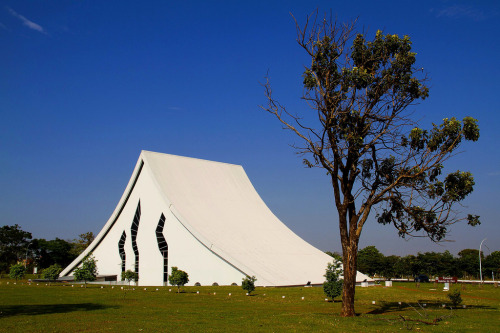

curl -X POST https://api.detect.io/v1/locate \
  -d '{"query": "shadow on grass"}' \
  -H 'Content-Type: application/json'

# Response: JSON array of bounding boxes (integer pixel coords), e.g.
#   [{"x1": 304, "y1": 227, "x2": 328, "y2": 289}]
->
[
  {"x1": 0, "y1": 303, "x2": 119, "y2": 318},
  {"x1": 367, "y1": 300, "x2": 496, "y2": 315}
]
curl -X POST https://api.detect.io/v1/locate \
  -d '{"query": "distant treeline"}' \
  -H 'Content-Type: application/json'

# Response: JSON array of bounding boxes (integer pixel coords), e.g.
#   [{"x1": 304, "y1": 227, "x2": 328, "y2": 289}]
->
[
  {"x1": 0, "y1": 224, "x2": 94, "y2": 274},
  {"x1": 326, "y1": 246, "x2": 499, "y2": 280}
]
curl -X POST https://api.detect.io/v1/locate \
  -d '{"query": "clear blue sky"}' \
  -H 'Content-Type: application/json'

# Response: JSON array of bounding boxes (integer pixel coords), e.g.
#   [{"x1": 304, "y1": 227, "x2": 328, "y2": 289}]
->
[{"x1": 2, "y1": 0, "x2": 499, "y2": 256}]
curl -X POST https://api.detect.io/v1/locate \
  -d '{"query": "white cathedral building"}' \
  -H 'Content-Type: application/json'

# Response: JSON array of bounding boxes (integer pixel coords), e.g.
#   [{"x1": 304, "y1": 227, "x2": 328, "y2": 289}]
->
[{"x1": 61, "y1": 151, "x2": 370, "y2": 286}]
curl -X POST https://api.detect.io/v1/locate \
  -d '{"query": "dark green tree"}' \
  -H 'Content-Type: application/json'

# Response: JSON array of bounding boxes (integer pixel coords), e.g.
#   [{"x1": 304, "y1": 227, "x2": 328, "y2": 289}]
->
[
  {"x1": 32, "y1": 238, "x2": 77, "y2": 269},
  {"x1": 382, "y1": 255, "x2": 400, "y2": 279},
  {"x1": 0, "y1": 224, "x2": 32, "y2": 273},
  {"x1": 458, "y1": 249, "x2": 481, "y2": 279},
  {"x1": 357, "y1": 246, "x2": 385, "y2": 277},
  {"x1": 438, "y1": 250, "x2": 459, "y2": 277},
  {"x1": 9, "y1": 263, "x2": 26, "y2": 282},
  {"x1": 121, "y1": 269, "x2": 138, "y2": 286},
  {"x1": 484, "y1": 251, "x2": 500, "y2": 278},
  {"x1": 262, "y1": 12, "x2": 480, "y2": 316},
  {"x1": 241, "y1": 275, "x2": 257, "y2": 295},
  {"x1": 42, "y1": 264, "x2": 62, "y2": 285},
  {"x1": 323, "y1": 261, "x2": 343, "y2": 301},
  {"x1": 416, "y1": 251, "x2": 458, "y2": 277},
  {"x1": 73, "y1": 254, "x2": 98, "y2": 288},
  {"x1": 168, "y1": 267, "x2": 189, "y2": 293}
]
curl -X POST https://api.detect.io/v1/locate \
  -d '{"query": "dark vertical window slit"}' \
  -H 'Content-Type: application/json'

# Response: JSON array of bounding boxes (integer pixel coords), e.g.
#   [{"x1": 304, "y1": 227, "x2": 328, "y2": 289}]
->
[
  {"x1": 118, "y1": 231, "x2": 127, "y2": 278},
  {"x1": 131, "y1": 201, "x2": 141, "y2": 278},
  {"x1": 156, "y1": 213, "x2": 168, "y2": 283}
]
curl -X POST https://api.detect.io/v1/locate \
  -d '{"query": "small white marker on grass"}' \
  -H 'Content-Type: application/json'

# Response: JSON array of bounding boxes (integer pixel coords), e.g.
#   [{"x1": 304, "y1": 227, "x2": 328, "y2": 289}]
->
[
  {"x1": 228, "y1": 293, "x2": 231, "y2": 296},
  {"x1": 372, "y1": 301, "x2": 376, "y2": 305},
  {"x1": 282, "y1": 296, "x2": 285, "y2": 299},
  {"x1": 301, "y1": 297, "x2": 304, "y2": 300}
]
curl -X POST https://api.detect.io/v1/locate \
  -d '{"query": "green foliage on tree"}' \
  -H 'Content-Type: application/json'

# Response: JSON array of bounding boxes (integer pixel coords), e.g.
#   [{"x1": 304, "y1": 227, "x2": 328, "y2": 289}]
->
[
  {"x1": 32, "y1": 238, "x2": 77, "y2": 269},
  {"x1": 357, "y1": 246, "x2": 385, "y2": 277},
  {"x1": 42, "y1": 264, "x2": 62, "y2": 285},
  {"x1": 458, "y1": 249, "x2": 481, "y2": 278},
  {"x1": 121, "y1": 269, "x2": 138, "y2": 285},
  {"x1": 325, "y1": 251, "x2": 342, "y2": 261},
  {"x1": 73, "y1": 255, "x2": 98, "y2": 288},
  {"x1": 241, "y1": 275, "x2": 257, "y2": 295},
  {"x1": 0, "y1": 224, "x2": 32, "y2": 273},
  {"x1": 168, "y1": 266, "x2": 189, "y2": 293},
  {"x1": 381, "y1": 255, "x2": 400, "y2": 280},
  {"x1": 9, "y1": 263, "x2": 26, "y2": 282},
  {"x1": 70, "y1": 232, "x2": 95, "y2": 257},
  {"x1": 262, "y1": 12, "x2": 480, "y2": 316},
  {"x1": 447, "y1": 288, "x2": 462, "y2": 307},
  {"x1": 323, "y1": 261, "x2": 343, "y2": 300},
  {"x1": 484, "y1": 251, "x2": 500, "y2": 278}
]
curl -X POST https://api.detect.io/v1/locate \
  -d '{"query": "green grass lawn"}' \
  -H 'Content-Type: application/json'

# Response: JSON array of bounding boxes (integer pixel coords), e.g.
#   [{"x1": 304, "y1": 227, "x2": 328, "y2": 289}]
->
[{"x1": 0, "y1": 280, "x2": 498, "y2": 332}]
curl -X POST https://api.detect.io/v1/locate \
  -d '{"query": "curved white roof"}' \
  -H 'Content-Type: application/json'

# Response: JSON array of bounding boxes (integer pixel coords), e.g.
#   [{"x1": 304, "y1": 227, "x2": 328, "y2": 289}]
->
[{"x1": 141, "y1": 151, "x2": 368, "y2": 286}]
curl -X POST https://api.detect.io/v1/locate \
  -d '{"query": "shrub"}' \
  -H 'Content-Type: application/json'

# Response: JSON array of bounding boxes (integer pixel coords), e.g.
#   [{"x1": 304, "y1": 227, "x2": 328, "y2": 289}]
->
[
  {"x1": 231, "y1": 282, "x2": 238, "y2": 286},
  {"x1": 242, "y1": 275, "x2": 257, "y2": 295},
  {"x1": 323, "y1": 261, "x2": 343, "y2": 301},
  {"x1": 73, "y1": 255, "x2": 98, "y2": 288},
  {"x1": 447, "y1": 288, "x2": 462, "y2": 307},
  {"x1": 168, "y1": 267, "x2": 189, "y2": 293},
  {"x1": 9, "y1": 264, "x2": 26, "y2": 282},
  {"x1": 194, "y1": 282, "x2": 201, "y2": 286},
  {"x1": 121, "y1": 269, "x2": 138, "y2": 285},
  {"x1": 212, "y1": 282, "x2": 219, "y2": 286},
  {"x1": 42, "y1": 264, "x2": 62, "y2": 285}
]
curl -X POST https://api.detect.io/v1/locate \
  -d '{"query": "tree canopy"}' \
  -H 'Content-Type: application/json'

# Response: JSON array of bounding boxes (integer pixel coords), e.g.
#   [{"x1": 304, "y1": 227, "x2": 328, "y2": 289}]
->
[
  {"x1": 122, "y1": 269, "x2": 138, "y2": 285},
  {"x1": 42, "y1": 264, "x2": 62, "y2": 284},
  {"x1": 242, "y1": 275, "x2": 257, "y2": 295},
  {"x1": 262, "y1": 12, "x2": 480, "y2": 317},
  {"x1": 323, "y1": 261, "x2": 343, "y2": 301},
  {"x1": 9, "y1": 263, "x2": 26, "y2": 282},
  {"x1": 73, "y1": 254, "x2": 98, "y2": 287},
  {"x1": 168, "y1": 267, "x2": 189, "y2": 293},
  {"x1": 70, "y1": 232, "x2": 95, "y2": 257},
  {"x1": 0, "y1": 224, "x2": 32, "y2": 273}
]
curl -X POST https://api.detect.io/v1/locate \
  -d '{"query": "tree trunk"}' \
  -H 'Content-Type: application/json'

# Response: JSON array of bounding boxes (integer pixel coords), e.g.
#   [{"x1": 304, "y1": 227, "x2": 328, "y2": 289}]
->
[{"x1": 341, "y1": 241, "x2": 359, "y2": 317}]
